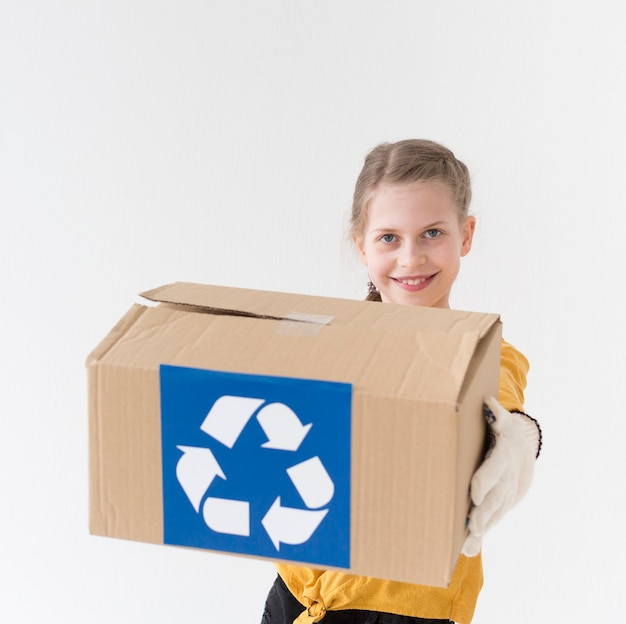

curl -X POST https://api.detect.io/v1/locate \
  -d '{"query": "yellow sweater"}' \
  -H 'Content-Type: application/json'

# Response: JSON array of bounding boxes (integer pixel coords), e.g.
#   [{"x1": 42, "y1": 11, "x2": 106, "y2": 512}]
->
[{"x1": 276, "y1": 340, "x2": 529, "y2": 624}]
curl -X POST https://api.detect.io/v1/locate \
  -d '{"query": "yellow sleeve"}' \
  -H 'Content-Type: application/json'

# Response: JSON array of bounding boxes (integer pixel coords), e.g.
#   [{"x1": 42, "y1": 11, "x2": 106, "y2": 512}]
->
[{"x1": 498, "y1": 340, "x2": 529, "y2": 412}]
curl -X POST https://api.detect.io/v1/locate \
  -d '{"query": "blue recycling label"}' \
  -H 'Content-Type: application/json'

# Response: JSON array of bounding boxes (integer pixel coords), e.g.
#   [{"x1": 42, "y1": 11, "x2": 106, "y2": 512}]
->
[{"x1": 160, "y1": 365, "x2": 352, "y2": 569}]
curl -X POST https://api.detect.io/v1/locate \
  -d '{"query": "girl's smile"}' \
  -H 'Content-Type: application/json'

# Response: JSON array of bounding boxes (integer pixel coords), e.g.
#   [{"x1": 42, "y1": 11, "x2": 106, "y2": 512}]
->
[
  {"x1": 353, "y1": 181, "x2": 475, "y2": 309},
  {"x1": 392, "y1": 274, "x2": 436, "y2": 290}
]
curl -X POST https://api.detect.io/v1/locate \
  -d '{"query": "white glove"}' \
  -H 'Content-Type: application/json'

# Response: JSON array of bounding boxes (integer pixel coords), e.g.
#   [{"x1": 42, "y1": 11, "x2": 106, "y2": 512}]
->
[{"x1": 462, "y1": 396, "x2": 540, "y2": 557}]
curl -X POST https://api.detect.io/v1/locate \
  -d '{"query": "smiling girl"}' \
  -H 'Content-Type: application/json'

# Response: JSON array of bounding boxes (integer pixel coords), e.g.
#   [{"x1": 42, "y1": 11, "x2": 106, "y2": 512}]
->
[{"x1": 260, "y1": 139, "x2": 541, "y2": 624}]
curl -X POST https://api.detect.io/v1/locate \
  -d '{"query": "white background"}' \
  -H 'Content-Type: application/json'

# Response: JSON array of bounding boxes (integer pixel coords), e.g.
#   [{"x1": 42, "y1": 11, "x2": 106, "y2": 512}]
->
[{"x1": 2, "y1": 1, "x2": 624, "y2": 622}]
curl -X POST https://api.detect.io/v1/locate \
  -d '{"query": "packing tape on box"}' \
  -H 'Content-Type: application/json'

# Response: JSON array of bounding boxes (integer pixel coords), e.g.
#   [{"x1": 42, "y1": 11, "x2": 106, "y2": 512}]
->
[{"x1": 274, "y1": 312, "x2": 334, "y2": 336}]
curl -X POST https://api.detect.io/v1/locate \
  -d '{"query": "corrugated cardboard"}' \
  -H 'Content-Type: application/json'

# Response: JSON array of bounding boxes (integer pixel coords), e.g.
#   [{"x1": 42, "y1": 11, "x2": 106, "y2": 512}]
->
[{"x1": 87, "y1": 281, "x2": 501, "y2": 587}]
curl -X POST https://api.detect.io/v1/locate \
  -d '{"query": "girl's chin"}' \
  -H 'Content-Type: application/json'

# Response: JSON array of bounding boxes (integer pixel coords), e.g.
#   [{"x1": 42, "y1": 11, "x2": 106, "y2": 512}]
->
[{"x1": 381, "y1": 287, "x2": 449, "y2": 308}]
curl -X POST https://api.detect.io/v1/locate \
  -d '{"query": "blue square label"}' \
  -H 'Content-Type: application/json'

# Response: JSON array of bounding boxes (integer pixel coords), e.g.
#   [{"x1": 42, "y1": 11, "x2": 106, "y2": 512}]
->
[{"x1": 160, "y1": 365, "x2": 352, "y2": 569}]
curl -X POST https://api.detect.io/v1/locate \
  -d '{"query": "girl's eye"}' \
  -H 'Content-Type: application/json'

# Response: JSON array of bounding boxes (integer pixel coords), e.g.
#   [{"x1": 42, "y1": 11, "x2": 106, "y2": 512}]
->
[
  {"x1": 380, "y1": 234, "x2": 397, "y2": 243},
  {"x1": 424, "y1": 229, "x2": 442, "y2": 239}
]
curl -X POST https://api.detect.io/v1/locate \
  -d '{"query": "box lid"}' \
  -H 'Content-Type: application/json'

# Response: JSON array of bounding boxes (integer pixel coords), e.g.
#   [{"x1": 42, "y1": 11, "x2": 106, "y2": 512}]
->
[
  {"x1": 136, "y1": 282, "x2": 500, "y2": 402},
  {"x1": 141, "y1": 281, "x2": 498, "y2": 333}
]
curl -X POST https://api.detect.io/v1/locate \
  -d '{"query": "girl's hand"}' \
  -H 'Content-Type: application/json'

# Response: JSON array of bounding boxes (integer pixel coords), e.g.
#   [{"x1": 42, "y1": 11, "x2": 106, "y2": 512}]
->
[{"x1": 462, "y1": 397, "x2": 541, "y2": 557}]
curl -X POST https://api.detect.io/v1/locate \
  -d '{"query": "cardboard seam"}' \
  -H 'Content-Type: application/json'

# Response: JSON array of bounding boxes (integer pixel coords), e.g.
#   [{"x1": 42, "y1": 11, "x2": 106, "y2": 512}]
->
[
  {"x1": 87, "y1": 304, "x2": 149, "y2": 538},
  {"x1": 86, "y1": 304, "x2": 148, "y2": 366},
  {"x1": 144, "y1": 297, "x2": 333, "y2": 326}
]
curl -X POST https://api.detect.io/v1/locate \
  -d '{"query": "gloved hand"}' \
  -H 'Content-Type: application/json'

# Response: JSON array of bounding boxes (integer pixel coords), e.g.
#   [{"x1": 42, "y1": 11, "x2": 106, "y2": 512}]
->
[{"x1": 462, "y1": 396, "x2": 540, "y2": 557}]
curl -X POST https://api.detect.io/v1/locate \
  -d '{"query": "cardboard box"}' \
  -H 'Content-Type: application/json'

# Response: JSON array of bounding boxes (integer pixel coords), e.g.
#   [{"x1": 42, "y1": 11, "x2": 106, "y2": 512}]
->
[{"x1": 87, "y1": 282, "x2": 501, "y2": 587}]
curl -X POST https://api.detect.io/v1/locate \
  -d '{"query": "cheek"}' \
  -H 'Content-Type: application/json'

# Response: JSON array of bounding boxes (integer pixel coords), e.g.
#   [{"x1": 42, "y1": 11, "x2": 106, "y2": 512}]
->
[
  {"x1": 435, "y1": 243, "x2": 463, "y2": 269},
  {"x1": 363, "y1": 248, "x2": 388, "y2": 271}
]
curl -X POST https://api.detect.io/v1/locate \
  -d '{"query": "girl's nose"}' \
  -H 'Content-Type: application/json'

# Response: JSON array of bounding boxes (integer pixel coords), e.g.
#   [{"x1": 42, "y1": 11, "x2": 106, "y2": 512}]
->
[{"x1": 398, "y1": 244, "x2": 426, "y2": 268}]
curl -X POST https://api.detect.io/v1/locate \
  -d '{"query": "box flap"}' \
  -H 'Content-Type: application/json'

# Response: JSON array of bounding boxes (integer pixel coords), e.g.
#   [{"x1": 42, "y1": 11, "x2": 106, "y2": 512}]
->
[
  {"x1": 141, "y1": 282, "x2": 341, "y2": 322},
  {"x1": 140, "y1": 282, "x2": 500, "y2": 339}
]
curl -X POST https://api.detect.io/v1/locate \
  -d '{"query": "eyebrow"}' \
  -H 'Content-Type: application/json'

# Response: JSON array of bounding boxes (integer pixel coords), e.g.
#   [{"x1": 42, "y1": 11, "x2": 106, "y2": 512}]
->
[{"x1": 370, "y1": 220, "x2": 450, "y2": 233}]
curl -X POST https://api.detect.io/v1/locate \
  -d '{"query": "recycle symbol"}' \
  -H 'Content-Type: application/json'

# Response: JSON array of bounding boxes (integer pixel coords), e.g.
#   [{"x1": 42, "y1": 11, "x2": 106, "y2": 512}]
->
[{"x1": 175, "y1": 395, "x2": 335, "y2": 550}]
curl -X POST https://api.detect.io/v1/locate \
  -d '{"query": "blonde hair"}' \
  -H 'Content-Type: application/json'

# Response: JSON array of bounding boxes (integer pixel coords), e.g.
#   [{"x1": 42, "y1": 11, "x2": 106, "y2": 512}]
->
[{"x1": 350, "y1": 139, "x2": 473, "y2": 301}]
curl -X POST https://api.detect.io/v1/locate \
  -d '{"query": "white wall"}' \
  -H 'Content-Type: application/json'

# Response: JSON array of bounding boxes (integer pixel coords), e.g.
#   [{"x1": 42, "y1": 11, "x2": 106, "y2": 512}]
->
[{"x1": 2, "y1": 1, "x2": 624, "y2": 621}]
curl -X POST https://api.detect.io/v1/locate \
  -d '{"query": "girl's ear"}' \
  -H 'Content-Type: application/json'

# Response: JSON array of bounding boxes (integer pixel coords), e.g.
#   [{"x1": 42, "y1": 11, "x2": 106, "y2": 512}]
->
[
  {"x1": 460, "y1": 216, "x2": 476, "y2": 257},
  {"x1": 351, "y1": 235, "x2": 368, "y2": 266}
]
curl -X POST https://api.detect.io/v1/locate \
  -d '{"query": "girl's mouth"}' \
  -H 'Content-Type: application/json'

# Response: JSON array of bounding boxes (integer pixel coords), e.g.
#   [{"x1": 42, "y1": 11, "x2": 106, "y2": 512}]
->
[{"x1": 392, "y1": 274, "x2": 435, "y2": 291}]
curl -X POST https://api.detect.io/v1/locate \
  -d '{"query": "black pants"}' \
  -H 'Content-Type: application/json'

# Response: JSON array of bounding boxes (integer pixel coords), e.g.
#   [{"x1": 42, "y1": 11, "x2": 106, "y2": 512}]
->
[{"x1": 261, "y1": 575, "x2": 453, "y2": 624}]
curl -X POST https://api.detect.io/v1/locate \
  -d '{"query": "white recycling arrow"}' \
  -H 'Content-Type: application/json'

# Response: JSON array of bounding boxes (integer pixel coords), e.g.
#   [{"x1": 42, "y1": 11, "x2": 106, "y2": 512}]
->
[
  {"x1": 257, "y1": 402, "x2": 312, "y2": 451},
  {"x1": 261, "y1": 497, "x2": 328, "y2": 550},
  {"x1": 200, "y1": 395, "x2": 265, "y2": 448},
  {"x1": 286, "y1": 456, "x2": 335, "y2": 509},
  {"x1": 203, "y1": 497, "x2": 250, "y2": 536},
  {"x1": 176, "y1": 445, "x2": 226, "y2": 513}
]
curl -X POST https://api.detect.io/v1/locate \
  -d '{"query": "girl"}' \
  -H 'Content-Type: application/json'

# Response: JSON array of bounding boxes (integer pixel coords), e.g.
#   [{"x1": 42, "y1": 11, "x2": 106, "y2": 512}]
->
[{"x1": 260, "y1": 139, "x2": 541, "y2": 624}]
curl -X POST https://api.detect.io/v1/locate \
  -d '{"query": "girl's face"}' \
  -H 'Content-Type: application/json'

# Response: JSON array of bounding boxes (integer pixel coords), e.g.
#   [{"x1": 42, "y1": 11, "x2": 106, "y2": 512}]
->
[{"x1": 353, "y1": 181, "x2": 475, "y2": 309}]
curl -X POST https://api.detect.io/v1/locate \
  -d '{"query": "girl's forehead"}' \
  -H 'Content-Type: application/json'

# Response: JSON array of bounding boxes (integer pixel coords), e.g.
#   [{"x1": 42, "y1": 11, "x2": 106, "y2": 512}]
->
[
  {"x1": 367, "y1": 181, "x2": 457, "y2": 221},
  {"x1": 372, "y1": 180, "x2": 453, "y2": 201}
]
